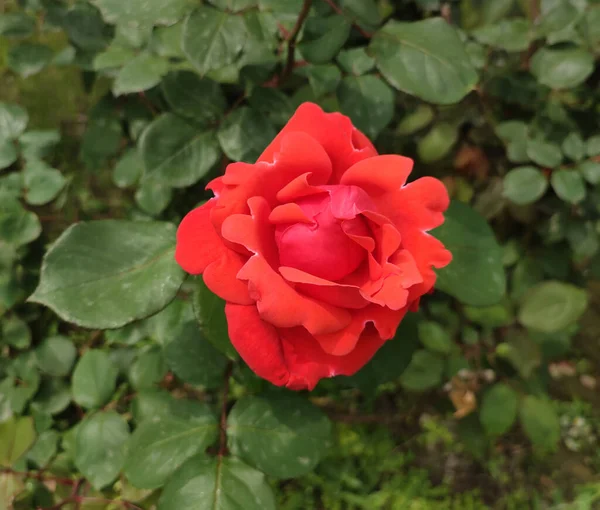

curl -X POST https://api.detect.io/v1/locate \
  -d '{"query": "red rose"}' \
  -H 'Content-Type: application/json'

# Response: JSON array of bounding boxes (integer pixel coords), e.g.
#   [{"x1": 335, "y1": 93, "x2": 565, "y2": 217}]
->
[{"x1": 175, "y1": 103, "x2": 452, "y2": 390}]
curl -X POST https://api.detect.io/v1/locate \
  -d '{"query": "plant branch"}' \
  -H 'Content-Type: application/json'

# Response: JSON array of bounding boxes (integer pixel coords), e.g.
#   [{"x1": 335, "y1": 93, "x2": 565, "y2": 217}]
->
[
  {"x1": 219, "y1": 361, "x2": 234, "y2": 456},
  {"x1": 281, "y1": 0, "x2": 313, "y2": 83}
]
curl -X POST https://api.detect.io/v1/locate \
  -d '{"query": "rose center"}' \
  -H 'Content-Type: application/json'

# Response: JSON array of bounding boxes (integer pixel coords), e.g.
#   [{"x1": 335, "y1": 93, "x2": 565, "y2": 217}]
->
[{"x1": 275, "y1": 193, "x2": 369, "y2": 281}]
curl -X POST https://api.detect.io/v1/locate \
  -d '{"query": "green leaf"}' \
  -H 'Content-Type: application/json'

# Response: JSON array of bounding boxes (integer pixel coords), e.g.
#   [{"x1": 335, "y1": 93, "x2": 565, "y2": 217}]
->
[
  {"x1": 2, "y1": 316, "x2": 30, "y2": 349},
  {"x1": 227, "y1": 394, "x2": 331, "y2": 479},
  {"x1": 8, "y1": 43, "x2": 53, "y2": 78},
  {"x1": 208, "y1": 0, "x2": 258, "y2": 12},
  {"x1": 72, "y1": 350, "x2": 119, "y2": 409},
  {"x1": 23, "y1": 161, "x2": 67, "y2": 206},
  {"x1": 192, "y1": 278, "x2": 237, "y2": 360},
  {"x1": 248, "y1": 88, "x2": 295, "y2": 127},
  {"x1": 519, "y1": 396, "x2": 560, "y2": 451},
  {"x1": 530, "y1": 47, "x2": 594, "y2": 89},
  {"x1": 158, "y1": 456, "x2": 276, "y2": 510},
  {"x1": 75, "y1": 411, "x2": 130, "y2": 490},
  {"x1": 300, "y1": 64, "x2": 341, "y2": 98},
  {"x1": 433, "y1": 201, "x2": 506, "y2": 306},
  {"x1": 27, "y1": 430, "x2": 59, "y2": 468},
  {"x1": 145, "y1": 297, "x2": 193, "y2": 347},
  {"x1": 135, "y1": 178, "x2": 173, "y2": 216},
  {"x1": 401, "y1": 350, "x2": 444, "y2": 391},
  {"x1": 64, "y1": 2, "x2": 111, "y2": 52},
  {"x1": 217, "y1": 107, "x2": 276, "y2": 163},
  {"x1": 396, "y1": 105, "x2": 434, "y2": 135},
  {"x1": 92, "y1": 0, "x2": 194, "y2": 26},
  {"x1": 526, "y1": 139, "x2": 562, "y2": 168},
  {"x1": 418, "y1": 321, "x2": 452, "y2": 354},
  {"x1": 164, "y1": 321, "x2": 228, "y2": 388},
  {"x1": 183, "y1": 6, "x2": 246, "y2": 76},
  {"x1": 124, "y1": 402, "x2": 218, "y2": 489},
  {"x1": 0, "y1": 417, "x2": 36, "y2": 467},
  {"x1": 29, "y1": 220, "x2": 185, "y2": 329},
  {"x1": 129, "y1": 348, "x2": 167, "y2": 390},
  {"x1": 0, "y1": 199, "x2": 40, "y2": 248},
  {"x1": 161, "y1": 71, "x2": 227, "y2": 125},
  {"x1": 336, "y1": 47, "x2": 375, "y2": 76},
  {"x1": 31, "y1": 378, "x2": 70, "y2": 416},
  {"x1": 113, "y1": 148, "x2": 143, "y2": 188},
  {"x1": 537, "y1": 0, "x2": 581, "y2": 38},
  {"x1": 463, "y1": 302, "x2": 513, "y2": 328},
  {"x1": 551, "y1": 169, "x2": 586, "y2": 204},
  {"x1": 112, "y1": 53, "x2": 169, "y2": 96},
  {"x1": 417, "y1": 122, "x2": 459, "y2": 163},
  {"x1": 578, "y1": 160, "x2": 600, "y2": 185},
  {"x1": 0, "y1": 103, "x2": 28, "y2": 140},
  {"x1": 3, "y1": 354, "x2": 40, "y2": 413},
  {"x1": 502, "y1": 166, "x2": 548, "y2": 205},
  {"x1": 300, "y1": 15, "x2": 351, "y2": 64},
  {"x1": 35, "y1": 336, "x2": 77, "y2": 377},
  {"x1": 0, "y1": 13, "x2": 35, "y2": 38},
  {"x1": 0, "y1": 139, "x2": 17, "y2": 171},
  {"x1": 370, "y1": 18, "x2": 478, "y2": 104},
  {"x1": 140, "y1": 114, "x2": 220, "y2": 188},
  {"x1": 562, "y1": 132, "x2": 585, "y2": 161},
  {"x1": 94, "y1": 46, "x2": 137, "y2": 70},
  {"x1": 586, "y1": 135, "x2": 600, "y2": 157},
  {"x1": 337, "y1": 75, "x2": 394, "y2": 140},
  {"x1": 472, "y1": 19, "x2": 531, "y2": 52},
  {"x1": 131, "y1": 390, "x2": 208, "y2": 423},
  {"x1": 480, "y1": 383, "x2": 518, "y2": 436},
  {"x1": 19, "y1": 130, "x2": 60, "y2": 161},
  {"x1": 151, "y1": 22, "x2": 186, "y2": 58},
  {"x1": 518, "y1": 281, "x2": 588, "y2": 333},
  {"x1": 482, "y1": 0, "x2": 515, "y2": 24}
]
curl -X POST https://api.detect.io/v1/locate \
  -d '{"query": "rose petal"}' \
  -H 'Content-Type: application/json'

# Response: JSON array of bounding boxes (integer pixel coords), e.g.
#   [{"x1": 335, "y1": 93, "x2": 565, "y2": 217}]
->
[
  {"x1": 258, "y1": 102, "x2": 377, "y2": 180},
  {"x1": 340, "y1": 155, "x2": 414, "y2": 195},
  {"x1": 269, "y1": 203, "x2": 313, "y2": 225},
  {"x1": 203, "y1": 250, "x2": 253, "y2": 305}
]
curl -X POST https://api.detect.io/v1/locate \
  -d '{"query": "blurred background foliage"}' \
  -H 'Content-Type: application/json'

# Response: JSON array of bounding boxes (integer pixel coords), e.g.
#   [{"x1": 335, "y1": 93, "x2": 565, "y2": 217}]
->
[{"x1": 0, "y1": 0, "x2": 600, "y2": 508}]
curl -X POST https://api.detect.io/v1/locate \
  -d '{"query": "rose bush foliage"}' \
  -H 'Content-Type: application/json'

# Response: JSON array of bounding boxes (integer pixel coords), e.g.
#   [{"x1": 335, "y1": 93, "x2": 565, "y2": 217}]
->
[{"x1": 176, "y1": 103, "x2": 451, "y2": 389}]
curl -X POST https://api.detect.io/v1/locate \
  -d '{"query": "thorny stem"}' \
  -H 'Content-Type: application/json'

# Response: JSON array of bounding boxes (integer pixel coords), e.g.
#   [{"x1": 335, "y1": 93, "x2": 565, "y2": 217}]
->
[
  {"x1": 281, "y1": 0, "x2": 313, "y2": 83},
  {"x1": 219, "y1": 361, "x2": 234, "y2": 456}
]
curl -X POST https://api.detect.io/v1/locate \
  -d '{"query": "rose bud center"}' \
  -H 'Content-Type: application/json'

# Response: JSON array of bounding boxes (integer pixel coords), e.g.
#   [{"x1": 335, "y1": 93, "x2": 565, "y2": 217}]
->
[{"x1": 275, "y1": 192, "x2": 370, "y2": 281}]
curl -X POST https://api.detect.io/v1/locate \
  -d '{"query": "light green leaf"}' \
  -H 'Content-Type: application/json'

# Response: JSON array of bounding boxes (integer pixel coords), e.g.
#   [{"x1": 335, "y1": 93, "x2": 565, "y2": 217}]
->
[
  {"x1": 578, "y1": 160, "x2": 600, "y2": 185},
  {"x1": 518, "y1": 281, "x2": 588, "y2": 333},
  {"x1": 29, "y1": 220, "x2": 185, "y2": 329},
  {"x1": 0, "y1": 103, "x2": 28, "y2": 140},
  {"x1": 370, "y1": 18, "x2": 478, "y2": 104},
  {"x1": 140, "y1": 114, "x2": 220, "y2": 188},
  {"x1": 417, "y1": 122, "x2": 459, "y2": 163},
  {"x1": 27, "y1": 430, "x2": 59, "y2": 468},
  {"x1": 480, "y1": 383, "x2": 518, "y2": 436},
  {"x1": 503, "y1": 166, "x2": 548, "y2": 205},
  {"x1": 113, "y1": 148, "x2": 143, "y2": 188},
  {"x1": 124, "y1": 402, "x2": 218, "y2": 489},
  {"x1": 183, "y1": 6, "x2": 246, "y2": 76},
  {"x1": 23, "y1": 160, "x2": 67, "y2": 206},
  {"x1": 336, "y1": 47, "x2": 375, "y2": 75},
  {"x1": 586, "y1": 135, "x2": 600, "y2": 157},
  {"x1": 112, "y1": 53, "x2": 170, "y2": 96},
  {"x1": 0, "y1": 199, "x2": 40, "y2": 248},
  {"x1": 0, "y1": 13, "x2": 35, "y2": 38},
  {"x1": 418, "y1": 321, "x2": 452, "y2": 354},
  {"x1": 519, "y1": 396, "x2": 560, "y2": 451},
  {"x1": 531, "y1": 47, "x2": 594, "y2": 89},
  {"x1": 338, "y1": 75, "x2": 394, "y2": 140},
  {"x1": 562, "y1": 132, "x2": 585, "y2": 161},
  {"x1": 93, "y1": 46, "x2": 136, "y2": 70},
  {"x1": 75, "y1": 411, "x2": 130, "y2": 490},
  {"x1": 551, "y1": 169, "x2": 586, "y2": 204},
  {"x1": 92, "y1": 0, "x2": 194, "y2": 26},
  {"x1": 227, "y1": 394, "x2": 331, "y2": 479},
  {"x1": 433, "y1": 201, "x2": 506, "y2": 306},
  {"x1": 0, "y1": 139, "x2": 17, "y2": 171},
  {"x1": 18, "y1": 130, "x2": 60, "y2": 160},
  {"x1": 396, "y1": 105, "x2": 434, "y2": 136},
  {"x1": 472, "y1": 19, "x2": 531, "y2": 52},
  {"x1": 35, "y1": 336, "x2": 77, "y2": 377},
  {"x1": 72, "y1": 350, "x2": 118, "y2": 409},
  {"x1": 158, "y1": 456, "x2": 276, "y2": 510},
  {"x1": 135, "y1": 178, "x2": 173, "y2": 216},
  {"x1": 2, "y1": 316, "x2": 30, "y2": 349},
  {"x1": 526, "y1": 139, "x2": 562, "y2": 168},
  {"x1": 0, "y1": 417, "x2": 35, "y2": 467},
  {"x1": 401, "y1": 350, "x2": 445, "y2": 391}
]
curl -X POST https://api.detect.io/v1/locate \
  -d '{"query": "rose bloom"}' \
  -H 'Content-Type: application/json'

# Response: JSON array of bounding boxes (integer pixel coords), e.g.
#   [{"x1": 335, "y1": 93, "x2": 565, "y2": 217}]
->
[{"x1": 175, "y1": 102, "x2": 451, "y2": 390}]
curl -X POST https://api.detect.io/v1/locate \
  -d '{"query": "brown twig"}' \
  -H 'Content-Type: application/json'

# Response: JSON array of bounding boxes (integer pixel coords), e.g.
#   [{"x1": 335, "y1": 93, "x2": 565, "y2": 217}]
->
[
  {"x1": 219, "y1": 362, "x2": 234, "y2": 456},
  {"x1": 1, "y1": 468, "x2": 78, "y2": 487},
  {"x1": 281, "y1": 0, "x2": 313, "y2": 83}
]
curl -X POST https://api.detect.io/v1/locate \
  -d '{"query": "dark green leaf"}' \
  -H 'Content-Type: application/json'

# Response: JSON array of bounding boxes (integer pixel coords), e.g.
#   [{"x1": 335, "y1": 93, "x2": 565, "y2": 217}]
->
[
  {"x1": 300, "y1": 15, "x2": 351, "y2": 64},
  {"x1": 129, "y1": 348, "x2": 167, "y2": 390},
  {"x1": 0, "y1": 139, "x2": 17, "y2": 171},
  {"x1": 112, "y1": 53, "x2": 169, "y2": 96},
  {"x1": 336, "y1": 47, "x2": 375, "y2": 75},
  {"x1": 396, "y1": 105, "x2": 434, "y2": 135},
  {"x1": 72, "y1": 350, "x2": 118, "y2": 409},
  {"x1": 164, "y1": 321, "x2": 228, "y2": 388},
  {"x1": 472, "y1": 19, "x2": 531, "y2": 52},
  {"x1": 92, "y1": 0, "x2": 194, "y2": 26},
  {"x1": 0, "y1": 199, "x2": 40, "y2": 247},
  {"x1": 8, "y1": 43, "x2": 53, "y2": 77},
  {"x1": 27, "y1": 430, "x2": 59, "y2": 468},
  {"x1": 135, "y1": 178, "x2": 173, "y2": 216},
  {"x1": 0, "y1": 13, "x2": 35, "y2": 38},
  {"x1": 113, "y1": 148, "x2": 143, "y2": 188},
  {"x1": 158, "y1": 456, "x2": 276, "y2": 510},
  {"x1": 586, "y1": 135, "x2": 600, "y2": 157},
  {"x1": 418, "y1": 321, "x2": 452, "y2": 354},
  {"x1": 31, "y1": 378, "x2": 71, "y2": 416},
  {"x1": 18, "y1": 130, "x2": 60, "y2": 160},
  {"x1": 227, "y1": 394, "x2": 331, "y2": 478},
  {"x1": 433, "y1": 201, "x2": 506, "y2": 306},
  {"x1": 2, "y1": 316, "x2": 30, "y2": 349},
  {"x1": 217, "y1": 107, "x2": 276, "y2": 163},
  {"x1": 526, "y1": 139, "x2": 562, "y2": 168},
  {"x1": 338, "y1": 75, "x2": 394, "y2": 139},
  {"x1": 519, "y1": 396, "x2": 560, "y2": 451},
  {"x1": 23, "y1": 161, "x2": 67, "y2": 206},
  {"x1": 140, "y1": 114, "x2": 220, "y2": 188},
  {"x1": 29, "y1": 220, "x2": 185, "y2": 329},
  {"x1": 417, "y1": 122, "x2": 459, "y2": 163},
  {"x1": 0, "y1": 103, "x2": 28, "y2": 140},
  {"x1": 401, "y1": 350, "x2": 444, "y2": 391},
  {"x1": 578, "y1": 160, "x2": 600, "y2": 185},
  {"x1": 562, "y1": 132, "x2": 585, "y2": 161},
  {"x1": 370, "y1": 18, "x2": 478, "y2": 104},
  {"x1": 94, "y1": 46, "x2": 136, "y2": 70}
]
